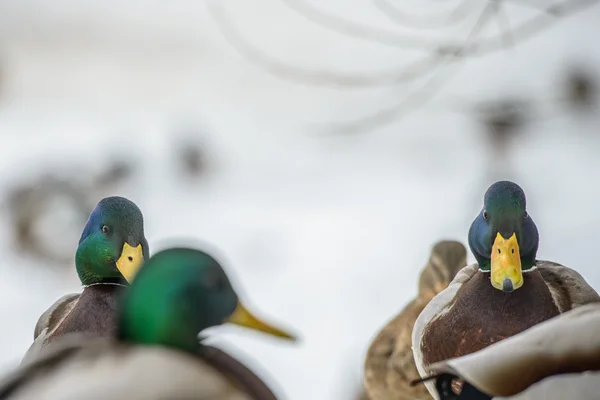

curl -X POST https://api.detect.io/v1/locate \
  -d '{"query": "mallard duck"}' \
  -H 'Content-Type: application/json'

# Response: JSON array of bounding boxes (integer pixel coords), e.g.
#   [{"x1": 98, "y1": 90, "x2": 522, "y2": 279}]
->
[
  {"x1": 0, "y1": 247, "x2": 296, "y2": 400},
  {"x1": 363, "y1": 240, "x2": 467, "y2": 400},
  {"x1": 22, "y1": 196, "x2": 149, "y2": 363},
  {"x1": 412, "y1": 302, "x2": 600, "y2": 399},
  {"x1": 412, "y1": 181, "x2": 600, "y2": 397}
]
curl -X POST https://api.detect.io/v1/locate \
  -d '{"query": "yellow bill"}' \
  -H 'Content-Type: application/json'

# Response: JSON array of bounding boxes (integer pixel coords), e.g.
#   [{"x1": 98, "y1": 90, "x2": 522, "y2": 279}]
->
[
  {"x1": 226, "y1": 302, "x2": 297, "y2": 341},
  {"x1": 490, "y1": 232, "x2": 523, "y2": 292},
  {"x1": 116, "y1": 243, "x2": 144, "y2": 282}
]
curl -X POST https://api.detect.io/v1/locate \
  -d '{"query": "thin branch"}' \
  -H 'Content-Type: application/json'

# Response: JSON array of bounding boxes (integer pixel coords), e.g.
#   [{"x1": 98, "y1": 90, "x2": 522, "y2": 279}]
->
[
  {"x1": 468, "y1": 0, "x2": 498, "y2": 37},
  {"x1": 372, "y1": 0, "x2": 476, "y2": 30},
  {"x1": 208, "y1": 0, "x2": 598, "y2": 89},
  {"x1": 450, "y1": 0, "x2": 600, "y2": 56},
  {"x1": 493, "y1": 1, "x2": 515, "y2": 49},
  {"x1": 276, "y1": 0, "x2": 599, "y2": 55},
  {"x1": 502, "y1": 0, "x2": 566, "y2": 14},
  {"x1": 207, "y1": 1, "x2": 445, "y2": 87},
  {"x1": 312, "y1": 59, "x2": 464, "y2": 134},
  {"x1": 207, "y1": 0, "x2": 599, "y2": 132},
  {"x1": 315, "y1": 1, "x2": 498, "y2": 134},
  {"x1": 277, "y1": 0, "x2": 465, "y2": 51}
]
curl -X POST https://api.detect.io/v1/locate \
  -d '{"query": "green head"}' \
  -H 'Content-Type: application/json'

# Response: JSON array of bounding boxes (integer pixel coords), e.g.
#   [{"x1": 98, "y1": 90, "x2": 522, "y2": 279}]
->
[
  {"x1": 75, "y1": 196, "x2": 149, "y2": 286},
  {"x1": 468, "y1": 181, "x2": 539, "y2": 293},
  {"x1": 117, "y1": 248, "x2": 296, "y2": 352}
]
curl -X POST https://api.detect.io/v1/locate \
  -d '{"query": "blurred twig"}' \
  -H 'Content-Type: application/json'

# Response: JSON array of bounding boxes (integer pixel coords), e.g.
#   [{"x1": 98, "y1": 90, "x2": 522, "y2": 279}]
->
[
  {"x1": 372, "y1": 0, "x2": 475, "y2": 30},
  {"x1": 316, "y1": 59, "x2": 463, "y2": 134},
  {"x1": 275, "y1": 0, "x2": 461, "y2": 51},
  {"x1": 502, "y1": 0, "x2": 569, "y2": 13},
  {"x1": 493, "y1": 1, "x2": 515, "y2": 48},
  {"x1": 0, "y1": 55, "x2": 3, "y2": 99},
  {"x1": 208, "y1": 0, "x2": 597, "y2": 88},
  {"x1": 207, "y1": 1, "x2": 444, "y2": 88},
  {"x1": 273, "y1": 0, "x2": 597, "y2": 55},
  {"x1": 317, "y1": 0, "x2": 498, "y2": 134},
  {"x1": 209, "y1": 0, "x2": 598, "y2": 132}
]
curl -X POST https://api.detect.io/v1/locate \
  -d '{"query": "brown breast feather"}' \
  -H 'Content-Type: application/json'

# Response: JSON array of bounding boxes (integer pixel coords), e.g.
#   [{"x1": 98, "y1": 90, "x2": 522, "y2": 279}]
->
[{"x1": 421, "y1": 269, "x2": 560, "y2": 367}]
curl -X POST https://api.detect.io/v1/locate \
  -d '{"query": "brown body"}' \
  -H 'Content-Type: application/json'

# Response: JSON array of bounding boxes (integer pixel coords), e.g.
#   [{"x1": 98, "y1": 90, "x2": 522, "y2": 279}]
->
[
  {"x1": 412, "y1": 260, "x2": 600, "y2": 398},
  {"x1": 22, "y1": 284, "x2": 124, "y2": 364},
  {"x1": 421, "y1": 303, "x2": 600, "y2": 399},
  {"x1": 3, "y1": 338, "x2": 281, "y2": 400},
  {"x1": 363, "y1": 241, "x2": 467, "y2": 400},
  {"x1": 421, "y1": 269, "x2": 559, "y2": 366}
]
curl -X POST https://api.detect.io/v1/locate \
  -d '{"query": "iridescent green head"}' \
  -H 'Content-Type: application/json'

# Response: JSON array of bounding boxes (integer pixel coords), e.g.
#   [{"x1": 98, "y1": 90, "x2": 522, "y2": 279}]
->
[
  {"x1": 117, "y1": 248, "x2": 296, "y2": 352},
  {"x1": 468, "y1": 181, "x2": 539, "y2": 293},
  {"x1": 75, "y1": 196, "x2": 149, "y2": 286}
]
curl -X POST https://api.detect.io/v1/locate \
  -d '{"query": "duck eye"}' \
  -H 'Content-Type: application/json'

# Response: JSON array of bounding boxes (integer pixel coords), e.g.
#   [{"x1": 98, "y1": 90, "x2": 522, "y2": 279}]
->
[
  {"x1": 483, "y1": 210, "x2": 489, "y2": 220},
  {"x1": 524, "y1": 211, "x2": 529, "y2": 219},
  {"x1": 101, "y1": 225, "x2": 110, "y2": 234},
  {"x1": 214, "y1": 278, "x2": 226, "y2": 291},
  {"x1": 203, "y1": 269, "x2": 227, "y2": 291}
]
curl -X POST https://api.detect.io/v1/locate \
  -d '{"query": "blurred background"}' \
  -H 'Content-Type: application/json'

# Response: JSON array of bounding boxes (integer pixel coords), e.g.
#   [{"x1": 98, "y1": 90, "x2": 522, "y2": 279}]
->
[{"x1": 0, "y1": 1, "x2": 599, "y2": 399}]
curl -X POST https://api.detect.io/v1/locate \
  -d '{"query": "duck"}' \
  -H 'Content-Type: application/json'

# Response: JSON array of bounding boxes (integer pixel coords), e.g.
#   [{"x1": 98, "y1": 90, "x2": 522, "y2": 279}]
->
[
  {"x1": 411, "y1": 181, "x2": 600, "y2": 398},
  {"x1": 411, "y1": 302, "x2": 600, "y2": 399},
  {"x1": 363, "y1": 240, "x2": 467, "y2": 400},
  {"x1": 22, "y1": 196, "x2": 149, "y2": 363},
  {"x1": 0, "y1": 247, "x2": 296, "y2": 400}
]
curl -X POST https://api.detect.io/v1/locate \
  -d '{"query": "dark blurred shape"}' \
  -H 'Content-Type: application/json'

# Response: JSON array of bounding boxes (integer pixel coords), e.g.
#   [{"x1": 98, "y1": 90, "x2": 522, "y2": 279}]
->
[
  {"x1": 180, "y1": 142, "x2": 205, "y2": 177},
  {"x1": 93, "y1": 160, "x2": 135, "y2": 189},
  {"x1": 563, "y1": 64, "x2": 598, "y2": 113},
  {"x1": 475, "y1": 98, "x2": 531, "y2": 157},
  {"x1": 4, "y1": 157, "x2": 139, "y2": 267},
  {"x1": 172, "y1": 130, "x2": 208, "y2": 179},
  {"x1": 6, "y1": 175, "x2": 92, "y2": 265}
]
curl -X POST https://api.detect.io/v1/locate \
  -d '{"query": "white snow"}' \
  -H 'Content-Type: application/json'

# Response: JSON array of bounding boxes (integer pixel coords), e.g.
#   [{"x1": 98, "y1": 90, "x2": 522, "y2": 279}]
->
[{"x1": 0, "y1": 1, "x2": 599, "y2": 399}]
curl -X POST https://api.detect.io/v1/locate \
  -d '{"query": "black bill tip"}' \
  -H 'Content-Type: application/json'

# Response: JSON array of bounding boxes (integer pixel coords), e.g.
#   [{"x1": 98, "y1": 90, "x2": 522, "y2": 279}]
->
[{"x1": 502, "y1": 278, "x2": 514, "y2": 293}]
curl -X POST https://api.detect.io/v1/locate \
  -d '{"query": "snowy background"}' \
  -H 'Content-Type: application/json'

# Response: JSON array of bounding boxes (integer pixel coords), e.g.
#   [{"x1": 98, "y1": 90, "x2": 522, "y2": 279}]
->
[{"x1": 0, "y1": 1, "x2": 599, "y2": 399}]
